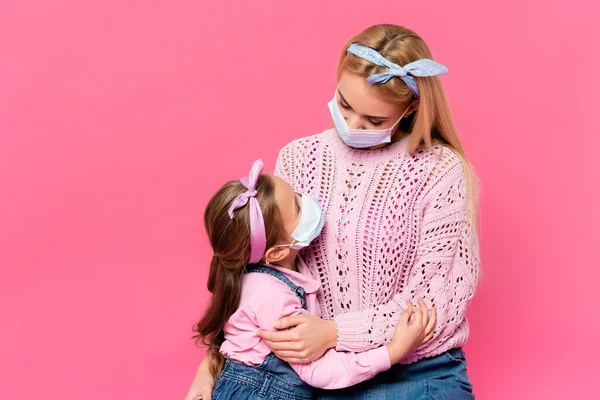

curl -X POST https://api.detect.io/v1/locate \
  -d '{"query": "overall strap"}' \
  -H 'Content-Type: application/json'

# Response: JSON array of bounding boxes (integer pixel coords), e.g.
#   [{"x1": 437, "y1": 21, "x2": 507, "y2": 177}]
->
[{"x1": 246, "y1": 265, "x2": 307, "y2": 310}]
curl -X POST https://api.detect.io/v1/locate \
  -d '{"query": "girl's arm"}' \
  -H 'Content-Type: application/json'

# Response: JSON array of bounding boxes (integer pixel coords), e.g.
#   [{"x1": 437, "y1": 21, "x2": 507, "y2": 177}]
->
[
  {"x1": 256, "y1": 286, "x2": 435, "y2": 389},
  {"x1": 290, "y1": 301, "x2": 435, "y2": 389}
]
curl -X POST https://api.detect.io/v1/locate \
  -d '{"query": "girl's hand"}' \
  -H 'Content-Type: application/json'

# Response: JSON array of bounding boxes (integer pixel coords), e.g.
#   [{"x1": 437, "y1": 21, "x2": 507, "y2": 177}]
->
[
  {"x1": 386, "y1": 298, "x2": 436, "y2": 364},
  {"x1": 258, "y1": 314, "x2": 338, "y2": 364},
  {"x1": 184, "y1": 356, "x2": 215, "y2": 400}
]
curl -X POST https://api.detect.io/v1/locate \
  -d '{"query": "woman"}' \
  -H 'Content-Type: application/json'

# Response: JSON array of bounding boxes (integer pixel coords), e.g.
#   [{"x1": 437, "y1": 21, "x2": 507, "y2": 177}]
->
[{"x1": 186, "y1": 24, "x2": 479, "y2": 399}]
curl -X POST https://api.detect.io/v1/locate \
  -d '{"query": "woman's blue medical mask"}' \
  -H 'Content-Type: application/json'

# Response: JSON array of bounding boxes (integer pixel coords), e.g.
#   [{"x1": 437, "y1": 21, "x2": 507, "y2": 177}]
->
[
  {"x1": 327, "y1": 91, "x2": 411, "y2": 149},
  {"x1": 278, "y1": 195, "x2": 325, "y2": 250}
]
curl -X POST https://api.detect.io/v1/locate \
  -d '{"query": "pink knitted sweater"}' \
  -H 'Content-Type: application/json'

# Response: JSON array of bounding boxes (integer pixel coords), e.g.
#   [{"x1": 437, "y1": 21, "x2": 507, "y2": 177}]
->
[{"x1": 274, "y1": 129, "x2": 480, "y2": 364}]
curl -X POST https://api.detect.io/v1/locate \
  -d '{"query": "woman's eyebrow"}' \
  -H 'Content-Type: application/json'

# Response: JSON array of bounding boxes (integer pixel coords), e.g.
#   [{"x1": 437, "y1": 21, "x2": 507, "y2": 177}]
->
[
  {"x1": 338, "y1": 90, "x2": 389, "y2": 120},
  {"x1": 338, "y1": 90, "x2": 351, "y2": 107}
]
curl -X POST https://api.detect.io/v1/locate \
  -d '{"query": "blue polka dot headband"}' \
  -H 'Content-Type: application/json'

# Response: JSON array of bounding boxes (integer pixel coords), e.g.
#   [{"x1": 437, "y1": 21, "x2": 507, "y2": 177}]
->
[{"x1": 347, "y1": 43, "x2": 448, "y2": 99}]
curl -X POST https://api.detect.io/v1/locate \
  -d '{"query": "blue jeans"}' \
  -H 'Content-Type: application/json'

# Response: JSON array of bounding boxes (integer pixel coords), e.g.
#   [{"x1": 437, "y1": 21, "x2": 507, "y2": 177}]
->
[
  {"x1": 213, "y1": 353, "x2": 313, "y2": 400},
  {"x1": 316, "y1": 348, "x2": 474, "y2": 400}
]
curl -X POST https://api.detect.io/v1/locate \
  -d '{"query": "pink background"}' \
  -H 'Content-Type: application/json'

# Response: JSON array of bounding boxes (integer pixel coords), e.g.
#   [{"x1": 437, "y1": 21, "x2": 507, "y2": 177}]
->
[{"x1": 1, "y1": 1, "x2": 598, "y2": 399}]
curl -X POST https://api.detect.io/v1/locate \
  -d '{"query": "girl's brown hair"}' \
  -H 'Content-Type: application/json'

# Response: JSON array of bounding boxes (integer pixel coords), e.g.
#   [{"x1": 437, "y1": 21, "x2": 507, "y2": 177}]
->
[{"x1": 192, "y1": 175, "x2": 283, "y2": 377}]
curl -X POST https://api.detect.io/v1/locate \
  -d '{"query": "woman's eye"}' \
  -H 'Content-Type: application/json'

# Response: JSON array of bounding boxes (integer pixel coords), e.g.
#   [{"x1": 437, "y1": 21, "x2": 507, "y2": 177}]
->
[
  {"x1": 338, "y1": 101, "x2": 351, "y2": 110},
  {"x1": 370, "y1": 120, "x2": 383, "y2": 127}
]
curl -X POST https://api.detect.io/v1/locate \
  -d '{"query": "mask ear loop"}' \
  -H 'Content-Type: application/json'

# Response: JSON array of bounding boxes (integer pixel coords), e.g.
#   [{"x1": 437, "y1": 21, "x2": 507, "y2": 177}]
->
[
  {"x1": 274, "y1": 239, "x2": 298, "y2": 249},
  {"x1": 390, "y1": 101, "x2": 414, "y2": 129}
]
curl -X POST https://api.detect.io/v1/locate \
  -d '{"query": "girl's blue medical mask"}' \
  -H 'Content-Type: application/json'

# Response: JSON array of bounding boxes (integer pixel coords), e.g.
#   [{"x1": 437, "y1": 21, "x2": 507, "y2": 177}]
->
[
  {"x1": 278, "y1": 195, "x2": 325, "y2": 250},
  {"x1": 327, "y1": 91, "x2": 411, "y2": 149}
]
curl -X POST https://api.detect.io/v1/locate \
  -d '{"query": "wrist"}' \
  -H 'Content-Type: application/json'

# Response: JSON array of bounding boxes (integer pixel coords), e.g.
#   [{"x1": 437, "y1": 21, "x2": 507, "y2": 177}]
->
[
  {"x1": 327, "y1": 320, "x2": 338, "y2": 349},
  {"x1": 386, "y1": 341, "x2": 410, "y2": 365},
  {"x1": 200, "y1": 351, "x2": 215, "y2": 371},
  {"x1": 198, "y1": 360, "x2": 210, "y2": 374}
]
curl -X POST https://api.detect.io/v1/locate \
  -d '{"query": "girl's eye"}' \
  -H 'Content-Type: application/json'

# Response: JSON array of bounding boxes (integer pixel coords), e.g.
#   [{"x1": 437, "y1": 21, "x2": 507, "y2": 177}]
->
[{"x1": 369, "y1": 120, "x2": 383, "y2": 127}]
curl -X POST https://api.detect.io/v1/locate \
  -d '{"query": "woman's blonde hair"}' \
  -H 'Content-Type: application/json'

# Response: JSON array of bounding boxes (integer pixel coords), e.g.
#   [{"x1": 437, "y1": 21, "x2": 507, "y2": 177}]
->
[{"x1": 336, "y1": 24, "x2": 480, "y2": 238}]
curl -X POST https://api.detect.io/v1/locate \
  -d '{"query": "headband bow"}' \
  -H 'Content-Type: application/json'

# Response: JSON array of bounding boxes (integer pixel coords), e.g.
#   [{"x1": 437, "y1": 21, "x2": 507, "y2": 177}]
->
[
  {"x1": 227, "y1": 159, "x2": 267, "y2": 264},
  {"x1": 347, "y1": 43, "x2": 448, "y2": 99}
]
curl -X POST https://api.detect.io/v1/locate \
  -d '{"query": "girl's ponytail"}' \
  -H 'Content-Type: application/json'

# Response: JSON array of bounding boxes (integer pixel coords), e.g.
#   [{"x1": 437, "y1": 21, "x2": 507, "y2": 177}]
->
[
  {"x1": 192, "y1": 175, "x2": 283, "y2": 378},
  {"x1": 193, "y1": 255, "x2": 244, "y2": 377}
]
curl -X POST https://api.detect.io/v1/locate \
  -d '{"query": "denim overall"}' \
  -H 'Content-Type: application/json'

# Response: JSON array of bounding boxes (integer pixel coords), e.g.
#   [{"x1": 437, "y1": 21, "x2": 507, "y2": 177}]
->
[{"x1": 212, "y1": 265, "x2": 313, "y2": 400}]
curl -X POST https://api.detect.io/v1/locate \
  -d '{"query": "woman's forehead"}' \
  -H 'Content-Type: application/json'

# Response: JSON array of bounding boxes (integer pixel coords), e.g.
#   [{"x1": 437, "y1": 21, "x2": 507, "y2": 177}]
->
[{"x1": 338, "y1": 71, "x2": 398, "y2": 117}]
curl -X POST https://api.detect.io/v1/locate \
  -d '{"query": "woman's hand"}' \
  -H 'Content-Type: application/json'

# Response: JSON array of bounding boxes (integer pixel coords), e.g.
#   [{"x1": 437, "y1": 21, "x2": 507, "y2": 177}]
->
[
  {"x1": 386, "y1": 298, "x2": 437, "y2": 364},
  {"x1": 183, "y1": 356, "x2": 215, "y2": 400},
  {"x1": 258, "y1": 314, "x2": 338, "y2": 364}
]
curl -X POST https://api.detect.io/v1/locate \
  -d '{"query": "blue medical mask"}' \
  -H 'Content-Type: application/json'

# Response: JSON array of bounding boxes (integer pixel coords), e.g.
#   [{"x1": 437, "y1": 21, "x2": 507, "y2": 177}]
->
[
  {"x1": 327, "y1": 92, "x2": 411, "y2": 149},
  {"x1": 279, "y1": 195, "x2": 325, "y2": 250}
]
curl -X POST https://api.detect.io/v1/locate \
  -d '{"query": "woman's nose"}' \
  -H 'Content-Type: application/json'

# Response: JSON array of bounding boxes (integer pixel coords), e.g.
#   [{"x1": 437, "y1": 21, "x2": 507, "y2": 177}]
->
[{"x1": 346, "y1": 115, "x2": 364, "y2": 130}]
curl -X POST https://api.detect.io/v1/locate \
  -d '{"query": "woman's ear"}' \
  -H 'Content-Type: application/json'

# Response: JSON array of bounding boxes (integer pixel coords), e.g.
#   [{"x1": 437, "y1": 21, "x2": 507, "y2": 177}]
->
[
  {"x1": 406, "y1": 100, "x2": 419, "y2": 116},
  {"x1": 264, "y1": 245, "x2": 291, "y2": 264}
]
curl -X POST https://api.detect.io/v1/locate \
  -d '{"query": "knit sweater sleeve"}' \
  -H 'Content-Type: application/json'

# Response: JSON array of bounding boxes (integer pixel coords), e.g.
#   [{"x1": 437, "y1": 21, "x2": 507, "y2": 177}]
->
[{"x1": 334, "y1": 150, "x2": 480, "y2": 361}]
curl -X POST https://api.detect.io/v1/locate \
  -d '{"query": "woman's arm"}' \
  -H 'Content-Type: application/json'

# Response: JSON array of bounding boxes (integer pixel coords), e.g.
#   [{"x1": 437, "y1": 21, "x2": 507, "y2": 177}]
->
[
  {"x1": 290, "y1": 301, "x2": 435, "y2": 389},
  {"x1": 265, "y1": 151, "x2": 479, "y2": 361},
  {"x1": 260, "y1": 313, "x2": 338, "y2": 364},
  {"x1": 333, "y1": 153, "x2": 479, "y2": 355},
  {"x1": 183, "y1": 353, "x2": 216, "y2": 400},
  {"x1": 256, "y1": 288, "x2": 434, "y2": 388}
]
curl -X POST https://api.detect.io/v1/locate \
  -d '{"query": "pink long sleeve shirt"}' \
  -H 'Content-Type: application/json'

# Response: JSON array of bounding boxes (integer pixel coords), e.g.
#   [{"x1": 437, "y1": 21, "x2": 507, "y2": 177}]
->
[{"x1": 219, "y1": 258, "x2": 391, "y2": 389}]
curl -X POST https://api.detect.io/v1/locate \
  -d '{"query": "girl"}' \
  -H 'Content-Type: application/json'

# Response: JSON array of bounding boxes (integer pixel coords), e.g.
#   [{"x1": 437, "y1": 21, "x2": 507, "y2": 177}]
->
[
  {"x1": 187, "y1": 24, "x2": 480, "y2": 399},
  {"x1": 193, "y1": 159, "x2": 436, "y2": 399}
]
